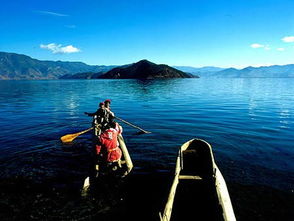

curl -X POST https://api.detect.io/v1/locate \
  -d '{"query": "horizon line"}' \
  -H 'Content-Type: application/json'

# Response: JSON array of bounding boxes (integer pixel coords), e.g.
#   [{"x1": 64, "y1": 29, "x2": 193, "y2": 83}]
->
[{"x1": 1, "y1": 51, "x2": 293, "y2": 70}]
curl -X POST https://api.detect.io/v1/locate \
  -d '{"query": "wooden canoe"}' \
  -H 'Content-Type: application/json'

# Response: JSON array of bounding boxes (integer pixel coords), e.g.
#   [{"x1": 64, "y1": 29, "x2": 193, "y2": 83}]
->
[
  {"x1": 160, "y1": 139, "x2": 236, "y2": 221},
  {"x1": 82, "y1": 124, "x2": 133, "y2": 195}
]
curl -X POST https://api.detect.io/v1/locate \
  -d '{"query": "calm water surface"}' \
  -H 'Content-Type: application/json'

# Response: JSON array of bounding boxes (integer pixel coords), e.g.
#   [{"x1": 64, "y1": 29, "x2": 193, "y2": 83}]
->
[{"x1": 0, "y1": 78, "x2": 293, "y2": 220}]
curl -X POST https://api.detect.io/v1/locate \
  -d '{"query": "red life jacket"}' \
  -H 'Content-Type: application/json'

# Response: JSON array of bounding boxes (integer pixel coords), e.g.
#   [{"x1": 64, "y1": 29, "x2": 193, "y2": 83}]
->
[{"x1": 95, "y1": 123, "x2": 122, "y2": 162}]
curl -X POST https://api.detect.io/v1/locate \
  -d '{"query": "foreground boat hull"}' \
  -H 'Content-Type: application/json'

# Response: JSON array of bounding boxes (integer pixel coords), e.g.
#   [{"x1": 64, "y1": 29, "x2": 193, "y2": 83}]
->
[{"x1": 160, "y1": 139, "x2": 236, "y2": 221}]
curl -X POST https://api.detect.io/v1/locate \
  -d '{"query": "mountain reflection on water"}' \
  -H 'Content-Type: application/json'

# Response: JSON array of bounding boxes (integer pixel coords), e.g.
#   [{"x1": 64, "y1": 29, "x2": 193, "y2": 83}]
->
[{"x1": 0, "y1": 78, "x2": 293, "y2": 220}]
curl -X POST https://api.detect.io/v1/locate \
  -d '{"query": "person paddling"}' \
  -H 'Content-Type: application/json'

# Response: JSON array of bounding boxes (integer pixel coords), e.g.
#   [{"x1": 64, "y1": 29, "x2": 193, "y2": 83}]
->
[
  {"x1": 104, "y1": 99, "x2": 115, "y2": 124},
  {"x1": 85, "y1": 102, "x2": 107, "y2": 134}
]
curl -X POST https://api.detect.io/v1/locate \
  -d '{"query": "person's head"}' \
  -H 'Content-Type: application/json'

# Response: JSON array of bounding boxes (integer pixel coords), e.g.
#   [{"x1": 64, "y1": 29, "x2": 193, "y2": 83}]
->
[
  {"x1": 104, "y1": 99, "x2": 111, "y2": 108},
  {"x1": 109, "y1": 121, "x2": 116, "y2": 129},
  {"x1": 99, "y1": 102, "x2": 105, "y2": 108}
]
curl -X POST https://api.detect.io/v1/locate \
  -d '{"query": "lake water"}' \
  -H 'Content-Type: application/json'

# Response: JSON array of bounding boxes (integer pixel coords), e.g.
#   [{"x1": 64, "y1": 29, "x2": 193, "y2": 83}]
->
[{"x1": 0, "y1": 78, "x2": 293, "y2": 220}]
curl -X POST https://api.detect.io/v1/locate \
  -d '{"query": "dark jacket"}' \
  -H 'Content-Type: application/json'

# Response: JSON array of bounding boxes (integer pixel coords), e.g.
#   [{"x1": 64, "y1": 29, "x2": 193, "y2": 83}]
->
[{"x1": 87, "y1": 108, "x2": 107, "y2": 125}]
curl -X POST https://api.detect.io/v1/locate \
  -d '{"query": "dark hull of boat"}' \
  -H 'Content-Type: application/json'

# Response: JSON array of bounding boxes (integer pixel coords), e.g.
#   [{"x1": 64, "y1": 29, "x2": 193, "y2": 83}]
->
[{"x1": 160, "y1": 139, "x2": 236, "y2": 221}]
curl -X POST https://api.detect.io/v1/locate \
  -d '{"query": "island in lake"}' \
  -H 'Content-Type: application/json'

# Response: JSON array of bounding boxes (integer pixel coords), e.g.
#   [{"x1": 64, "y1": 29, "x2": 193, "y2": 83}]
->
[{"x1": 98, "y1": 59, "x2": 196, "y2": 79}]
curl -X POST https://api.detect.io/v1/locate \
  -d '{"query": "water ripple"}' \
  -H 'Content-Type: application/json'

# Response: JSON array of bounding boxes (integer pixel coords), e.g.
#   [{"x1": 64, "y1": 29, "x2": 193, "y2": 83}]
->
[{"x1": 0, "y1": 79, "x2": 294, "y2": 191}]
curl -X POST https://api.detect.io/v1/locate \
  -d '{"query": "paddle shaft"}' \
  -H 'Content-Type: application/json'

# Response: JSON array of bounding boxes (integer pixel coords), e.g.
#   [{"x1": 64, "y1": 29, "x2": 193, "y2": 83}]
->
[
  {"x1": 76, "y1": 127, "x2": 93, "y2": 135},
  {"x1": 115, "y1": 116, "x2": 150, "y2": 134}
]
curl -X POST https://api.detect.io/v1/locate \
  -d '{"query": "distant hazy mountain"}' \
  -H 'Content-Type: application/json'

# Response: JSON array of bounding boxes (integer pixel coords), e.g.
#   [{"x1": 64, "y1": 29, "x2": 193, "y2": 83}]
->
[
  {"x1": 212, "y1": 68, "x2": 240, "y2": 77},
  {"x1": 210, "y1": 65, "x2": 294, "y2": 78},
  {"x1": 99, "y1": 60, "x2": 197, "y2": 79},
  {"x1": 176, "y1": 65, "x2": 294, "y2": 78},
  {"x1": 0, "y1": 52, "x2": 115, "y2": 79},
  {"x1": 174, "y1": 66, "x2": 225, "y2": 75}
]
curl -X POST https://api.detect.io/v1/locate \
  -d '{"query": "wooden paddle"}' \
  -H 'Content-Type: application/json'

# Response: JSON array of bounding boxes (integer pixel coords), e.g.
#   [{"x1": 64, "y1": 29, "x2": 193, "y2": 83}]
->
[
  {"x1": 60, "y1": 127, "x2": 93, "y2": 143},
  {"x1": 115, "y1": 116, "x2": 151, "y2": 134}
]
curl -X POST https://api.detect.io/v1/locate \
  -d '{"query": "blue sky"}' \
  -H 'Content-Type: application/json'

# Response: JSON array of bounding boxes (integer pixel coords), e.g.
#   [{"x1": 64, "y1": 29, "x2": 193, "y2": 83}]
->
[{"x1": 0, "y1": 0, "x2": 294, "y2": 68}]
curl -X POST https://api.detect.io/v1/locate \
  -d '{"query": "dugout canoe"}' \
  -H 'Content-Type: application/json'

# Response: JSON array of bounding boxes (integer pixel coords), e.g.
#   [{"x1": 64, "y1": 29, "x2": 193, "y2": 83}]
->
[
  {"x1": 160, "y1": 139, "x2": 236, "y2": 221},
  {"x1": 93, "y1": 123, "x2": 133, "y2": 175},
  {"x1": 82, "y1": 124, "x2": 133, "y2": 195}
]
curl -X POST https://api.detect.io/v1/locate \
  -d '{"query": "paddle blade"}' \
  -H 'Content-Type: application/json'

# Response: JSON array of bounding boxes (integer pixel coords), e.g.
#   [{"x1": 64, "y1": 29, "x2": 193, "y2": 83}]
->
[
  {"x1": 60, "y1": 127, "x2": 93, "y2": 143},
  {"x1": 60, "y1": 133, "x2": 79, "y2": 143},
  {"x1": 143, "y1": 131, "x2": 151, "y2": 134}
]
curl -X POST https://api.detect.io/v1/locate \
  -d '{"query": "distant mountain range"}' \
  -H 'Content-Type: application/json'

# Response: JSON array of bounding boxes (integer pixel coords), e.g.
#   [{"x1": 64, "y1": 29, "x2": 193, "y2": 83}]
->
[
  {"x1": 210, "y1": 65, "x2": 294, "y2": 78},
  {"x1": 1, "y1": 51, "x2": 294, "y2": 79},
  {"x1": 60, "y1": 72, "x2": 104, "y2": 79},
  {"x1": 0, "y1": 52, "x2": 115, "y2": 79},
  {"x1": 175, "y1": 65, "x2": 294, "y2": 78},
  {"x1": 174, "y1": 66, "x2": 225, "y2": 76}
]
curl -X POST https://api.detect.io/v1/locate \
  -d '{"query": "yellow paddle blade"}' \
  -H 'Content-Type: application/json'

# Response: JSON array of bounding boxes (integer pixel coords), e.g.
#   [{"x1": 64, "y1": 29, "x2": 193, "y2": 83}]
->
[
  {"x1": 60, "y1": 127, "x2": 93, "y2": 143},
  {"x1": 60, "y1": 133, "x2": 80, "y2": 143}
]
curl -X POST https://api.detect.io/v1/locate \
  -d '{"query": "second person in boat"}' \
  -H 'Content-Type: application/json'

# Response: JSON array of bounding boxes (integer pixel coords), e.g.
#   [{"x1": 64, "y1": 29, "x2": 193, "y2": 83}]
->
[
  {"x1": 104, "y1": 99, "x2": 115, "y2": 125},
  {"x1": 84, "y1": 99, "x2": 115, "y2": 132},
  {"x1": 95, "y1": 121, "x2": 123, "y2": 174}
]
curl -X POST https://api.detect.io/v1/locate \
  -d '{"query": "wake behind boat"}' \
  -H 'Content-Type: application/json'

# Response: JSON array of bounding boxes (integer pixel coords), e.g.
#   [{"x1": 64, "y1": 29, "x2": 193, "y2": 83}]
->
[{"x1": 160, "y1": 139, "x2": 236, "y2": 221}]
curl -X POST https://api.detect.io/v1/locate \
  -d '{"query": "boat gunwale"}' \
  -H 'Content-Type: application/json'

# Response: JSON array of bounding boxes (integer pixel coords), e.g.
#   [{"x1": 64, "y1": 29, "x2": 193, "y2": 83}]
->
[{"x1": 160, "y1": 138, "x2": 236, "y2": 221}]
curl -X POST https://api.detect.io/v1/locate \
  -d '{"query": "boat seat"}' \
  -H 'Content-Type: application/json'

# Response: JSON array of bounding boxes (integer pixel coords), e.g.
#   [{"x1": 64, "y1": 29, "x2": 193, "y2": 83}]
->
[
  {"x1": 183, "y1": 149, "x2": 197, "y2": 154},
  {"x1": 179, "y1": 175, "x2": 202, "y2": 180}
]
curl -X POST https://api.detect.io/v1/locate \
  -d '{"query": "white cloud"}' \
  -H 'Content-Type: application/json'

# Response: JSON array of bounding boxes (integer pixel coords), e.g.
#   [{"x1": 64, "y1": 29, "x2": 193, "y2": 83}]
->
[
  {"x1": 282, "y1": 36, "x2": 294, "y2": 43},
  {"x1": 40, "y1": 43, "x2": 80, "y2": 54},
  {"x1": 250, "y1": 43, "x2": 271, "y2": 50},
  {"x1": 277, "y1": 48, "x2": 285, "y2": 51},
  {"x1": 35, "y1": 10, "x2": 69, "y2": 17},
  {"x1": 250, "y1": 43, "x2": 264, "y2": 48}
]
